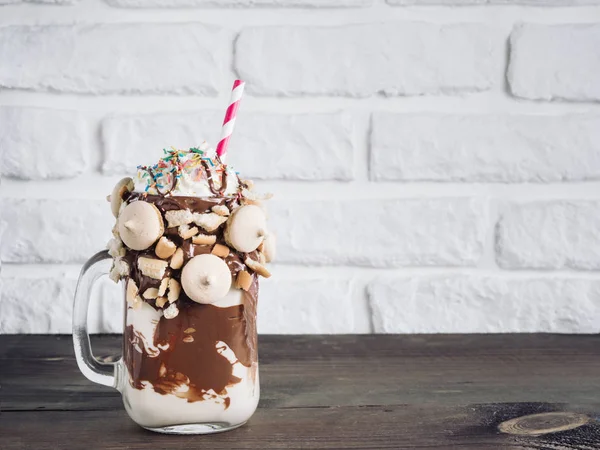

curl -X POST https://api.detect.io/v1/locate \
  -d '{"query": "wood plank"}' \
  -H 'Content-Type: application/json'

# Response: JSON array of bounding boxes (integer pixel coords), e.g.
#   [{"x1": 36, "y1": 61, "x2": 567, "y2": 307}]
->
[
  {"x1": 2, "y1": 335, "x2": 600, "y2": 412},
  {"x1": 3, "y1": 336, "x2": 600, "y2": 448},
  {"x1": 3, "y1": 403, "x2": 600, "y2": 449},
  {"x1": 0, "y1": 405, "x2": 525, "y2": 449},
  {"x1": 4, "y1": 334, "x2": 600, "y2": 360}
]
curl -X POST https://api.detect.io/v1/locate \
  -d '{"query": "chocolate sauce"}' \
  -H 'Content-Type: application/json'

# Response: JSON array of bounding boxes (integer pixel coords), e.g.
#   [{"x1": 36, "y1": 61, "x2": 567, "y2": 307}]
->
[
  {"x1": 124, "y1": 287, "x2": 258, "y2": 402},
  {"x1": 128, "y1": 192, "x2": 238, "y2": 215},
  {"x1": 122, "y1": 193, "x2": 259, "y2": 405}
]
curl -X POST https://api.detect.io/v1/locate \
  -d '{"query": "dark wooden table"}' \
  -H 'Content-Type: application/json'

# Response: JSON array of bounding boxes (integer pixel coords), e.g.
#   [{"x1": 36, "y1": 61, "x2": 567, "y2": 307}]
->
[{"x1": 2, "y1": 334, "x2": 600, "y2": 449}]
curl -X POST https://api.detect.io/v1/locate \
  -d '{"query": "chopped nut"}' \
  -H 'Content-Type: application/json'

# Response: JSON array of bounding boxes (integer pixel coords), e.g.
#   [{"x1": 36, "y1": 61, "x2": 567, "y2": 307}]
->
[
  {"x1": 163, "y1": 303, "x2": 179, "y2": 319},
  {"x1": 126, "y1": 279, "x2": 139, "y2": 306},
  {"x1": 109, "y1": 258, "x2": 129, "y2": 283},
  {"x1": 242, "y1": 188, "x2": 272, "y2": 202},
  {"x1": 158, "y1": 277, "x2": 169, "y2": 296},
  {"x1": 184, "y1": 328, "x2": 196, "y2": 334},
  {"x1": 110, "y1": 177, "x2": 134, "y2": 218},
  {"x1": 183, "y1": 336, "x2": 194, "y2": 343},
  {"x1": 192, "y1": 234, "x2": 217, "y2": 245},
  {"x1": 155, "y1": 236, "x2": 177, "y2": 259},
  {"x1": 178, "y1": 224, "x2": 199, "y2": 240},
  {"x1": 111, "y1": 223, "x2": 120, "y2": 239},
  {"x1": 243, "y1": 179, "x2": 254, "y2": 190},
  {"x1": 236, "y1": 270, "x2": 253, "y2": 291},
  {"x1": 155, "y1": 297, "x2": 167, "y2": 308},
  {"x1": 138, "y1": 257, "x2": 168, "y2": 280},
  {"x1": 242, "y1": 198, "x2": 262, "y2": 207},
  {"x1": 192, "y1": 212, "x2": 228, "y2": 232},
  {"x1": 212, "y1": 205, "x2": 230, "y2": 217},
  {"x1": 131, "y1": 296, "x2": 143, "y2": 310},
  {"x1": 257, "y1": 241, "x2": 264, "y2": 252},
  {"x1": 107, "y1": 237, "x2": 125, "y2": 258},
  {"x1": 143, "y1": 288, "x2": 159, "y2": 299},
  {"x1": 258, "y1": 252, "x2": 266, "y2": 265},
  {"x1": 159, "y1": 363, "x2": 167, "y2": 377},
  {"x1": 167, "y1": 278, "x2": 181, "y2": 304},
  {"x1": 170, "y1": 248, "x2": 184, "y2": 269},
  {"x1": 211, "y1": 243, "x2": 230, "y2": 258},
  {"x1": 262, "y1": 233, "x2": 276, "y2": 263},
  {"x1": 165, "y1": 209, "x2": 193, "y2": 228},
  {"x1": 245, "y1": 257, "x2": 272, "y2": 278}
]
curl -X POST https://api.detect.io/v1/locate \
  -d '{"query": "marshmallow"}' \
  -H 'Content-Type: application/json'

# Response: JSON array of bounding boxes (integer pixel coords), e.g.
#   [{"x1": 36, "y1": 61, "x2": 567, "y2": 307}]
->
[
  {"x1": 181, "y1": 254, "x2": 232, "y2": 305},
  {"x1": 118, "y1": 201, "x2": 164, "y2": 251},
  {"x1": 224, "y1": 205, "x2": 267, "y2": 253}
]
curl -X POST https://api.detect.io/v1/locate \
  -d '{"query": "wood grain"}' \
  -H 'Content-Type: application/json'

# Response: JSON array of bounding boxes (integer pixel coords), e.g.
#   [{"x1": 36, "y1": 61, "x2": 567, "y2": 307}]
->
[
  {"x1": 3, "y1": 334, "x2": 600, "y2": 411},
  {"x1": 2, "y1": 334, "x2": 600, "y2": 448}
]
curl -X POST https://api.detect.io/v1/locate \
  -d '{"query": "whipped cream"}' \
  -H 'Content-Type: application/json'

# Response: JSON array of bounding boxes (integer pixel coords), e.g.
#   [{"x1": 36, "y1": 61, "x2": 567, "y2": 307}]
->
[{"x1": 133, "y1": 143, "x2": 241, "y2": 197}]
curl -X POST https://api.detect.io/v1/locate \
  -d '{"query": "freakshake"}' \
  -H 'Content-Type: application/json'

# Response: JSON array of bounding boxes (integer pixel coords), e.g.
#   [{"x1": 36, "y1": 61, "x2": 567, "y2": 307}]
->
[{"x1": 106, "y1": 142, "x2": 274, "y2": 430}]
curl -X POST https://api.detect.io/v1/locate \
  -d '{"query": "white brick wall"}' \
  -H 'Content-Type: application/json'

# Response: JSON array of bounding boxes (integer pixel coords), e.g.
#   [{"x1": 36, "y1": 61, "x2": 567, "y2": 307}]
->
[{"x1": 1, "y1": 0, "x2": 600, "y2": 335}]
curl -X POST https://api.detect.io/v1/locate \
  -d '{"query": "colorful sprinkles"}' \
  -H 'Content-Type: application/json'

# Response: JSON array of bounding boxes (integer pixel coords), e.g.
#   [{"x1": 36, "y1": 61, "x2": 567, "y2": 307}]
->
[{"x1": 133, "y1": 145, "x2": 239, "y2": 197}]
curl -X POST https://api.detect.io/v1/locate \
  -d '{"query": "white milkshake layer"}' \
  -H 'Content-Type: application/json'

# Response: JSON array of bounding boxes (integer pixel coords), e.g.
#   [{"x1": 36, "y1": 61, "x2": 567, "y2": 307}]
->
[{"x1": 121, "y1": 367, "x2": 259, "y2": 429}]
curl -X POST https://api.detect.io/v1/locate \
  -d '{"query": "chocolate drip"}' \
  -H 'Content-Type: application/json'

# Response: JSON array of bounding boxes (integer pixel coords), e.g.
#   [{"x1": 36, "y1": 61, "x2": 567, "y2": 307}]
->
[
  {"x1": 128, "y1": 192, "x2": 239, "y2": 215},
  {"x1": 200, "y1": 160, "x2": 221, "y2": 196},
  {"x1": 221, "y1": 168, "x2": 230, "y2": 194}
]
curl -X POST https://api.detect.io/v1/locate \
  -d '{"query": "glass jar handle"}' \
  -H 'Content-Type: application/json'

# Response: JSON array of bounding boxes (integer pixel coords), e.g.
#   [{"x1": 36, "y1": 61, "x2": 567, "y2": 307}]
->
[{"x1": 73, "y1": 250, "x2": 120, "y2": 389}]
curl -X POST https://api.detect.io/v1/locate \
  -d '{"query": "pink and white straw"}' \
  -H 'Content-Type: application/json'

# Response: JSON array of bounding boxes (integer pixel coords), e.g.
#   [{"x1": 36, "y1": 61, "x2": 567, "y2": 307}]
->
[{"x1": 215, "y1": 80, "x2": 245, "y2": 162}]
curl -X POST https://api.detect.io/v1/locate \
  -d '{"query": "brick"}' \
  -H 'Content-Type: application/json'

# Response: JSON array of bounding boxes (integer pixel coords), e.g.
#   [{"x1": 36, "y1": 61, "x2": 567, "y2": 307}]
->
[
  {"x1": 369, "y1": 276, "x2": 600, "y2": 333},
  {"x1": 0, "y1": 277, "x2": 75, "y2": 334},
  {"x1": 494, "y1": 0, "x2": 600, "y2": 3},
  {"x1": 371, "y1": 113, "x2": 600, "y2": 182},
  {"x1": 236, "y1": 23, "x2": 498, "y2": 97},
  {"x1": 270, "y1": 198, "x2": 485, "y2": 267},
  {"x1": 0, "y1": 107, "x2": 88, "y2": 180},
  {"x1": 8, "y1": 0, "x2": 79, "y2": 3},
  {"x1": 497, "y1": 201, "x2": 600, "y2": 270},
  {"x1": 389, "y1": 0, "x2": 600, "y2": 4},
  {"x1": 106, "y1": 0, "x2": 370, "y2": 6},
  {"x1": 26, "y1": 0, "x2": 79, "y2": 3},
  {"x1": 509, "y1": 24, "x2": 600, "y2": 101},
  {"x1": 0, "y1": 24, "x2": 228, "y2": 95},
  {"x1": 258, "y1": 278, "x2": 355, "y2": 333},
  {"x1": 102, "y1": 111, "x2": 356, "y2": 180},
  {"x1": 388, "y1": 0, "x2": 484, "y2": 4},
  {"x1": 1, "y1": 199, "x2": 113, "y2": 263}
]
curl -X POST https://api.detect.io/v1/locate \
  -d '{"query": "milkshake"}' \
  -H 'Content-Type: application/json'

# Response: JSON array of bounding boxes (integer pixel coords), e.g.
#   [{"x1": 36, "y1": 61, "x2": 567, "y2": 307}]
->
[{"x1": 106, "y1": 144, "x2": 274, "y2": 432}]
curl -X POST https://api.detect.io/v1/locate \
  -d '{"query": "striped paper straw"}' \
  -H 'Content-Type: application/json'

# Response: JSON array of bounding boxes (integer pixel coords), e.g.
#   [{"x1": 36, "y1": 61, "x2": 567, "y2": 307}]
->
[{"x1": 215, "y1": 80, "x2": 245, "y2": 162}]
